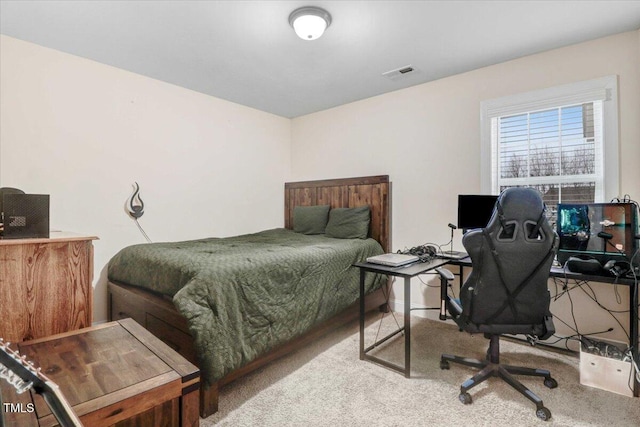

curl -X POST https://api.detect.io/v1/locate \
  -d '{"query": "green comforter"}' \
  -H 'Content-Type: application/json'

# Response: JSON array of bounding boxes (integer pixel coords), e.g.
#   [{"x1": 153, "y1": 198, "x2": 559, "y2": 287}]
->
[{"x1": 107, "y1": 228, "x2": 384, "y2": 385}]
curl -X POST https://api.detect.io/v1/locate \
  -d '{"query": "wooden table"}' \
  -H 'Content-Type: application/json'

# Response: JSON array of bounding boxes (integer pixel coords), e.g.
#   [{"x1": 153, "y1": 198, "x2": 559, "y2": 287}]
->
[
  {"x1": 0, "y1": 232, "x2": 98, "y2": 342},
  {"x1": 1, "y1": 319, "x2": 200, "y2": 426}
]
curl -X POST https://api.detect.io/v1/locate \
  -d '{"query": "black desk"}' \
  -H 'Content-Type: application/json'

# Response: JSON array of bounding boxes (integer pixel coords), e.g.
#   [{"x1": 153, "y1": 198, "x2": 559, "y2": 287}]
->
[
  {"x1": 448, "y1": 257, "x2": 639, "y2": 397},
  {"x1": 355, "y1": 258, "x2": 450, "y2": 377},
  {"x1": 356, "y1": 256, "x2": 638, "y2": 397}
]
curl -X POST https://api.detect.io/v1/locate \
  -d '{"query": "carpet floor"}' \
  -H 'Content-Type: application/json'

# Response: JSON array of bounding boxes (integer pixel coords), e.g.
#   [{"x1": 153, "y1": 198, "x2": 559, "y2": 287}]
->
[{"x1": 201, "y1": 313, "x2": 639, "y2": 426}]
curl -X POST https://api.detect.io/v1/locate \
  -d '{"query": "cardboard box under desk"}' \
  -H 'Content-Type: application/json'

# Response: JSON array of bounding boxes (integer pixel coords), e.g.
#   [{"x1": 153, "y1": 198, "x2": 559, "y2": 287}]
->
[
  {"x1": 580, "y1": 338, "x2": 634, "y2": 397},
  {"x1": 1, "y1": 318, "x2": 200, "y2": 427}
]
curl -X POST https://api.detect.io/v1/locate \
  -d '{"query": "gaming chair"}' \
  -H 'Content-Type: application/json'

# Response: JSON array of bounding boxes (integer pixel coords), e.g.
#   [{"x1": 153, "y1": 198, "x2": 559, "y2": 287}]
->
[{"x1": 439, "y1": 187, "x2": 559, "y2": 421}]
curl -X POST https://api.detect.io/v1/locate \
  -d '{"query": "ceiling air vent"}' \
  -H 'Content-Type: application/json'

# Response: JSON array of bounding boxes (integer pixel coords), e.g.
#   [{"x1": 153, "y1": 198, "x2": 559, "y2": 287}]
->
[{"x1": 382, "y1": 65, "x2": 418, "y2": 81}]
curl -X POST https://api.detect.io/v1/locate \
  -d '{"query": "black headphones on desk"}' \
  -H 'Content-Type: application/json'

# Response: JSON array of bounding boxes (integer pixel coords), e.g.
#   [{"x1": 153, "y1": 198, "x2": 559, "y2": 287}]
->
[
  {"x1": 603, "y1": 259, "x2": 631, "y2": 278},
  {"x1": 565, "y1": 255, "x2": 632, "y2": 278}
]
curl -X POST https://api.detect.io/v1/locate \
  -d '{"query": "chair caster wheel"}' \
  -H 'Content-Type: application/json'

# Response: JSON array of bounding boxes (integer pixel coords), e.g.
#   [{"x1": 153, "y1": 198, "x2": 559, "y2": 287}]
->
[
  {"x1": 536, "y1": 407, "x2": 551, "y2": 421},
  {"x1": 458, "y1": 392, "x2": 472, "y2": 405},
  {"x1": 543, "y1": 377, "x2": 558, "y2": 389},
  {"x1": 440, "y1": 360, "x2": 450, "y2": 370}
]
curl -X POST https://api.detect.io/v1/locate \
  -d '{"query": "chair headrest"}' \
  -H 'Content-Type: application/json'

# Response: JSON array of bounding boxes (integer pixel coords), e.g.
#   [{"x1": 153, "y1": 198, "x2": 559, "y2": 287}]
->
[{"x1": 495, "y1": 187, "x2": 545, "y2": 222}]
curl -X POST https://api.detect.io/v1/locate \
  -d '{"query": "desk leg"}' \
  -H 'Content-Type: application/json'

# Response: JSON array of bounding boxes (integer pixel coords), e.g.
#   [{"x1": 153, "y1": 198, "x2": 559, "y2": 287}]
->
[
  {"x1": 359, "y1": 268, "x2": 366, "y2": 361},
  {"x1": 404, "y1": 276, "x2": 411, "y2": 378}
]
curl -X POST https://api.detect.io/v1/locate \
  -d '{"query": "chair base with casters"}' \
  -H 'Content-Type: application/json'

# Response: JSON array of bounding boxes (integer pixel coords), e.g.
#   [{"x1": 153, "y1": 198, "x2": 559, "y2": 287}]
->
[{"x1": 440, "y1": 334, "x2": 558, "y2": 421}]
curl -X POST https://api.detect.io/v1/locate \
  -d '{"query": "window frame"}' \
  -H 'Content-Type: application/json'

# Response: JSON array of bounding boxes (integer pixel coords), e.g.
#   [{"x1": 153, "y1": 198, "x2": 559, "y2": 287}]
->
[{"x1": 480, "y1": 76, "x2": 619, "y2": 202}]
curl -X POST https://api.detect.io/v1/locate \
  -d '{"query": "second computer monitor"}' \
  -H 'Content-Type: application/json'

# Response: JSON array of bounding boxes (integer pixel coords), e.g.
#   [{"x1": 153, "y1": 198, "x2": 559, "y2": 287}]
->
[
  {"x1": 556, "y1": 202, "x2": 638, "y2": 265},
  {"x1": 457, "y1": 194, "x2": 499, "y2": 232}
]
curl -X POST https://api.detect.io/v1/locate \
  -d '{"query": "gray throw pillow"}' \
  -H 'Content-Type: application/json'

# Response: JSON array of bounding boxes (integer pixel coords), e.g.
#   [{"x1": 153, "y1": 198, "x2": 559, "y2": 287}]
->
[
  {"x1": 325, "y1": 206, "x2": 370, "y2": 239},
  {"x1": 293, "y1": 205, "x2": 330, "y2": 234}
]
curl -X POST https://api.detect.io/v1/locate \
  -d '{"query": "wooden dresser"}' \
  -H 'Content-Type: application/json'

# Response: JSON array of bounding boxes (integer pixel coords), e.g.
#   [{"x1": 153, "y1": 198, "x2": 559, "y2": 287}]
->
[{"x1": 0, "y1": 232, "x2": 97, "y2": 342}]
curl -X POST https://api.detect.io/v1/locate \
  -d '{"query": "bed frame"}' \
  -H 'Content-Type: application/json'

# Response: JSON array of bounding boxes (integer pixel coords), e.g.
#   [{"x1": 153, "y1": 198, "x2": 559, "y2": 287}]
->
[{"x1": 108, "y1": 175, "x2": 391, "y2": 417}]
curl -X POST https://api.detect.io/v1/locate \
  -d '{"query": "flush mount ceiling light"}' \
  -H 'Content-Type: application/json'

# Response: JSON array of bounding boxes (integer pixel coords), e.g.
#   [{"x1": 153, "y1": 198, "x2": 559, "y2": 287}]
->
[{"x1": 288, "y1": 6, "x2": 332, "y2": 40}]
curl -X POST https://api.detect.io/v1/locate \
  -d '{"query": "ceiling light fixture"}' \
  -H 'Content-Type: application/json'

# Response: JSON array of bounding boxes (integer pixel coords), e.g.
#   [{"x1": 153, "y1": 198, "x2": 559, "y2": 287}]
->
[{"x1": 288, "y1": 6, "x2": 332, "y2": 40}]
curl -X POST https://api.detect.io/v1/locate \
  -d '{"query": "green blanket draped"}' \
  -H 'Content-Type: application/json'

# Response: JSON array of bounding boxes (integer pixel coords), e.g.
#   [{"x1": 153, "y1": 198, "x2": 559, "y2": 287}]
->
[{"x1": 108, "y1": 228, "x2": 384, "y2": 385}]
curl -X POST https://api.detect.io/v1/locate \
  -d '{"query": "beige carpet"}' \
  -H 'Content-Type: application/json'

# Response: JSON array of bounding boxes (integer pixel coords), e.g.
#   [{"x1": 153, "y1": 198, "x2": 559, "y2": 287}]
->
[{"x1": 201, "y1": 314, "x2": 639, "y2": 426}]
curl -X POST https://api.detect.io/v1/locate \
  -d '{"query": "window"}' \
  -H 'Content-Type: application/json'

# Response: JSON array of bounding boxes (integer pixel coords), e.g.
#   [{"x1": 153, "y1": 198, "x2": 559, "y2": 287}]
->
[
  {"x1": 481, "y1": 76, "x2": 619, "y2": 221},
  {"x1": 496, "y1": 103, "x2": 601, "y2": 204}
]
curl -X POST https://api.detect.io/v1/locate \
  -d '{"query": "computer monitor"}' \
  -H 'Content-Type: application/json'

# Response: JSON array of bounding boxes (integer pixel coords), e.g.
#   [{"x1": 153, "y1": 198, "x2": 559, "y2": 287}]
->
[
  {"x1": 557, "y1": 202, "x2": 638, "y2": 265},
  {"x1": 457, "y1": 194, "x2": 499, "y2": 232}
]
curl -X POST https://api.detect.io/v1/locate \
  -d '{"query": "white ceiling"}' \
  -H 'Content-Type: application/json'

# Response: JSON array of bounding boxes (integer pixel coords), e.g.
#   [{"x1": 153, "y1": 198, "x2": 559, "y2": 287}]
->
[{"x1": 1, "y1": 1, "x2": 640, "y2": 118}]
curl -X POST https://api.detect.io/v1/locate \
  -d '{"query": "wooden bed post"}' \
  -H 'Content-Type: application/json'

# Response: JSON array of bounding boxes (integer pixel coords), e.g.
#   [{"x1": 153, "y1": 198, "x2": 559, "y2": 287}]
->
[{"x1": 200, "y1": 382, "x2": 219, "y2": 418}]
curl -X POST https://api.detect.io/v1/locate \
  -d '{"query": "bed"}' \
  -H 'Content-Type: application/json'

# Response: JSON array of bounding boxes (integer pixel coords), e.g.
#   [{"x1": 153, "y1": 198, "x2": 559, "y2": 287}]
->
[{"x1": 107, "y1": 175, "x2": 391, "y2": 417}]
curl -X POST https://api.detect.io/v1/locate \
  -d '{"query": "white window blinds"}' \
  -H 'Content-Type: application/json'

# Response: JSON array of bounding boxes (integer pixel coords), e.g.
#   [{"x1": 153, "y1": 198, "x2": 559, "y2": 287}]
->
[
  {"x1": 493, "y1": 101, "x2": 603, "y2": 207},
  {"x1": 481, "y1": 76, "x2": 619, "y2": 214}
]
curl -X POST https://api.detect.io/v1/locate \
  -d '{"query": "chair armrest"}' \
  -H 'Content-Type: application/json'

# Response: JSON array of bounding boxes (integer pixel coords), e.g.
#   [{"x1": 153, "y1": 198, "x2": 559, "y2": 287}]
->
[
  {"x1": 435, "y1": 267, "x2": 455, "y2": 282},
  {"x1": 436, "y1": 267, "x2": 455, "y2": 320},
  {"x1": 539, "y1": 315, "x2": 555, "y2": 340},
  {"x1": 447, "y1": 298, "x2": 463, "y2": 317},
  {"x1": 451, "y1": 286, "x2": 473, "y2": 328},
  {"x1": 538, "y1": 291, "x2": 555, "y2": 340}
]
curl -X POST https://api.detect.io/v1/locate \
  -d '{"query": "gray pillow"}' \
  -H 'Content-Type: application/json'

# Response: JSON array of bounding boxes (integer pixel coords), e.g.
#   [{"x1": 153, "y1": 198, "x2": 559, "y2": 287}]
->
[
  {"x1": 293, "y1": 205, "x2": 330, "y2": 234},
  {"x1": 325, "y1": 206, "x2": 370, "y2": 239}
]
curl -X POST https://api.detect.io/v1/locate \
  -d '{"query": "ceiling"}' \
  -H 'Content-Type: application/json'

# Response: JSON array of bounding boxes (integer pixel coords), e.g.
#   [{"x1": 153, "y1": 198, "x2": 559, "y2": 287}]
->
[{"x1": 1, "y1": 1, "x2": 640, "y2": 118}]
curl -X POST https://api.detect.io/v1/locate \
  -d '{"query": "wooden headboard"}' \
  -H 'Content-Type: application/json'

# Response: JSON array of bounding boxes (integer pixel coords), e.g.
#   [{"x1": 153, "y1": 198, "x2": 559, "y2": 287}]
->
[{"x1": 284, "y1": 175, "x2": 391, "y2": 252}]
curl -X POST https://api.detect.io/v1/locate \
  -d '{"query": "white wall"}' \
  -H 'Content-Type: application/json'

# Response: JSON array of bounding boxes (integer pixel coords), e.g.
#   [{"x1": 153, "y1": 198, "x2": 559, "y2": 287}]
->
[
  {"x1": 0, "y1": 35, "x2": 292, "y2": 323},
  {"x1": 291, "y1": 30, "x2": 640, "y2": 348},
  {"x1": 2, "y1": 30, "x2": 639, "y2": 346}
]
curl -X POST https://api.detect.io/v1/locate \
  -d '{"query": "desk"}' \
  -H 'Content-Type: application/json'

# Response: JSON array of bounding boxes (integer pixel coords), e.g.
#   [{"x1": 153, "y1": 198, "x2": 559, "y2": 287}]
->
[
  {"x1": 356, "y1": 256, "x2": 638, "y2": 396},
  {"x1": 448, "y1": 257, "x2": 639, "y2": 397},
  {"x1": 355, "y1": 258, "x2": 449, "y2": 377}
]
